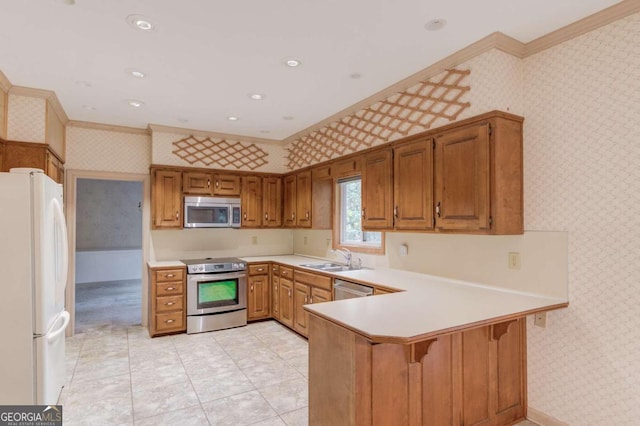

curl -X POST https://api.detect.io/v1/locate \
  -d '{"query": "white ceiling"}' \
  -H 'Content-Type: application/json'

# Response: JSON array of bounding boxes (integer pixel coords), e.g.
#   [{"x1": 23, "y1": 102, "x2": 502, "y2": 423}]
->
[{"x1": 0, "y1": 0, "x2": 622, "y2": 141}]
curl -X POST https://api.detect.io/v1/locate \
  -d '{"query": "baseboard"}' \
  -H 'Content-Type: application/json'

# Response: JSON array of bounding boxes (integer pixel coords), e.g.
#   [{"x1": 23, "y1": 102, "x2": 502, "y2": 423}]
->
[{"x1": 528, "y1": 406, "x2": 570, "y2": 426}]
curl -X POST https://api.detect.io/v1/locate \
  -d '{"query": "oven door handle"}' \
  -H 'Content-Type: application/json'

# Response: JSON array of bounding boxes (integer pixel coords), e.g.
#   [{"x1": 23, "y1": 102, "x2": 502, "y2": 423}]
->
[{"x1": 187, "y1": 271, "x2": 246, "y2": 283}]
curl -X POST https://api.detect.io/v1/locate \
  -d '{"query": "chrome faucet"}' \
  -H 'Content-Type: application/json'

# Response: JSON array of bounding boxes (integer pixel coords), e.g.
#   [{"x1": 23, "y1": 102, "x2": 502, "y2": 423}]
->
[{"x1": 334, "y1": 248, "x2": 352, "y2": 268}]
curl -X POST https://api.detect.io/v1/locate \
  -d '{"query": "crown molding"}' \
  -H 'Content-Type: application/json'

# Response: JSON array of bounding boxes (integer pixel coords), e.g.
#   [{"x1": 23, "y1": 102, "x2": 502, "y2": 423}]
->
[
  {"x1": 524, "y1": 0, "x2": 640, "y2": 56},
  {"x1": 0, "y1": 70, "x2": 11, "y2": 93},
  {"x1": 147, "y1": 123, "x2": 283, "y2": 146},
  {"x1": 282, "y1": 32, "x2": 526, "y2": 145},
  {"x1": 68, "y1": 120, "x2": 150, "y2": 136}
]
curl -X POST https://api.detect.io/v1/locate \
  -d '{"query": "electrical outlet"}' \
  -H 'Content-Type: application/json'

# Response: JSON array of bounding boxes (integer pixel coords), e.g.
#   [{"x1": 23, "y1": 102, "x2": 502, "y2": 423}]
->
[
  {"x1": 534, "y1": 312, "x2": 547, "y2": 328},
  {"x1": 399, "y1": 243, "x2": 408, "y2": 256},
  {"x1": 303, "y1": 236, "x2": 308, "y2": 245},
  {"x1": 508, "y1": 252, "x2": 521, "y2": 270},
  {"x1": 251, "y1": 236, "x2": 258, "y2": 245}
]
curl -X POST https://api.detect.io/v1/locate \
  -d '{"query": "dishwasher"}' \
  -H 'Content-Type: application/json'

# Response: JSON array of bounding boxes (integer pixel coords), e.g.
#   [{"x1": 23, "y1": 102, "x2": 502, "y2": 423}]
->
[{"x1": 334, "y1": 279, "x2": 374, "y2": 300}]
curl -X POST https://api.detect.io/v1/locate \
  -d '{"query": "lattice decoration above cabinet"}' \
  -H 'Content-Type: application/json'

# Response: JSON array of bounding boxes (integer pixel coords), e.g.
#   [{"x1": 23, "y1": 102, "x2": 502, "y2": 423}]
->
[
  {"x1": 172, "y1": 136, "x2": 269, "y2": 170},
  {"x1": 286, "y1": 68, "x2": 471, "y2": 170}
]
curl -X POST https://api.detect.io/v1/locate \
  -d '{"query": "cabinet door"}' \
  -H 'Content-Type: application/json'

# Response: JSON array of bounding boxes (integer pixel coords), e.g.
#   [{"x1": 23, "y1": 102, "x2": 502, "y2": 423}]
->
[
  {"x1": 183, "y1": 171, "x2": 214, "y2": 195},
  {"x1": 241, "y1": 176, "x2": 262, "y2": 227},
  {"x1": 393, "y1": 139, "x2": 433, "y2": 230},
  {"x1": 283, "y1": 175, "x2": 297, "y2": 228},
  {"x1": 153, "y1": 170, "x2": 182, "y2": 229},
  {"x1": 213, "y1": 174, "x2": 241, "y2": 196},
  {"x1": 45, "y1": 151, "x2": 63, "y2": 184},
  {"x1": 279, "y1": 278, "x2": 294, "y2": 327},
  {"x1": 293, "y1": 282, "x2": 311, "y2": 336},
  {"x1": 248, "y1": 275, "x2": 270, "y2": 320},
  {"x1": 311, "y1": 287, "x2": 331, "y2": 304},
  {"x1": 263, "y1": 177, "x2": 283, "y2": 227},
  {"x1": 434, "y1": 123, "x2": 490, "y2": 231},
  {"x1": 271, "y1": 274, "x2": 280, "y2": 320},
  {"x1": 296, "y1": 170, "x2": 312, "y2": 227},
  {"x1": 362, "y1": 149, "x2": 393, "y2": 229}
]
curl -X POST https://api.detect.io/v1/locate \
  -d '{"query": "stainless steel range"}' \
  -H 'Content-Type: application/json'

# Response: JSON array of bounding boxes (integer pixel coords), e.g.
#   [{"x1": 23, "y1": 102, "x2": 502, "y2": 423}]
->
[{"x1": 182, "y1": 257, "x2": 247, "y2": 334}]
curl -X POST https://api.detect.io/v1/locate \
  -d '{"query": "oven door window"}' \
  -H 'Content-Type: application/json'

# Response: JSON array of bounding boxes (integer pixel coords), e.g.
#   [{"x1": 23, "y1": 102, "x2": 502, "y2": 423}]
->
[
  {"x1": 188, "y1": 206, "x2": 229, "y2": 225},
  {"x1": 197, "y1": 278, "x2": 238, "y2": 309}
]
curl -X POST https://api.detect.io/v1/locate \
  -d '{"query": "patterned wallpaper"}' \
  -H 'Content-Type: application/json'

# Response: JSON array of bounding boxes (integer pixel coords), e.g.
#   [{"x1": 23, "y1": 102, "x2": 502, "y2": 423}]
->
[
  {"x1": 0, "y1": 88, "x2": 6, "y2": 139},
  {"x1": 46, "y1": 101, "x2": 65, "y2": 159},
  {"x1": 7, "y1": 94, "x2": 46, "y2": 142},
  {"x1": 284, "y1": 48, "x2": 524, "y2": 171},
  {"x1": 523, "y1": 12, "x2": 640, "y2": 424},
  {"x1": 65, "y1": 126, "x2": 151, "y2": 174},
  {"x1": 151, "y1": 131, "x2": 285, "y2": 174}
]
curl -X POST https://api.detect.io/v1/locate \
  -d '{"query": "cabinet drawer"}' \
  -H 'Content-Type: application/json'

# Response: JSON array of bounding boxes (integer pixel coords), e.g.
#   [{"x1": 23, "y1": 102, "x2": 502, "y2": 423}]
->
[
  {"x1": 155, "y1": 269, "x2": 184, "y2": 282},
  {"x1": 249, "y1": 264, "x2": 269, "y2": 276},
  {"x1": 155, "y1": 295, "x2": 184, "y2": 313},
  {"x1": 155, "y1": 311, "x2": 184, "y2": 332},
  {"x1": 280, "y1": 266, "x2": 294, "y2": 279},
  {"x1": 156, "y1": 282, "x2": 184, "y2": 296},
  {"x1": 272, "y1": 264, "x2": 280, "y2": 275},
  {"x1": 294, "y1": 270, "x2": 332, "y2": 291}
]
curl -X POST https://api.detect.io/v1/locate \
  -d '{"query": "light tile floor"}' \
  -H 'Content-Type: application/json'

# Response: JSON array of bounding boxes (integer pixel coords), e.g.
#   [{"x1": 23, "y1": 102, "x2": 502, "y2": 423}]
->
[{"x1": 63, "y1": 320, "x2": 537, "y2": 425}]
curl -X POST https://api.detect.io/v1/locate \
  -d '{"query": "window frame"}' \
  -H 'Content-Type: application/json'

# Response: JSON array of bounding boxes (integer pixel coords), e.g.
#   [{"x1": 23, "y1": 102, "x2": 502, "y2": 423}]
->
[{"x1": 332, "y1": 175, "x2": 385, "y2": 255}]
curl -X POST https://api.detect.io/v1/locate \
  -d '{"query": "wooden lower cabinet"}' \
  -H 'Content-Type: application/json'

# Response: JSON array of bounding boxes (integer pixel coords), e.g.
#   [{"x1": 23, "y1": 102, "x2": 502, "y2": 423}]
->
[
  {"x1": 248, "y1": 274, "x2": 270, "y2": 320},
  {"x1": 148, "y1": 266, "x2": 186, "y2": 337},
  {"x1": 271, "y1": 270, "x2": 281, "y2": 320},
  {"x1": 309, "y1": 315, "x2": 526, "y2": 426},
  {"x1": 293, "y1": 270, "x2": 333, "y2": 337},
  {"x1": 293, "y1": 283, "x2": 311, "y2": 336},
  {"x1": 279, "y1": 276, "x2": 294, "y2": 328}
]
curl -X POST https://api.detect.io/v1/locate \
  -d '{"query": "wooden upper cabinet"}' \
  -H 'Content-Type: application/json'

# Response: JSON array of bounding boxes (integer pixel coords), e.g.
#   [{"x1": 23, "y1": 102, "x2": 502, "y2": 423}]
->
[
  {"x1": 362, "y1": 148, "x2": 394, "y2": 230},
  {"x1": 0, "y1": 141, "x2": 64, "y2": 184},
  {"x1": 152, "y1": 169, "x2": 182, "y2": 229},
  {"x1": 283, "y1": 174, "x2": 297, "y2": 227},
  {"x1": 213, "y1": 173, "x2": 241, "y2": 196},
  {"x1": 182, "y1": 171, "x2": 214, "y2": 195},
  {"x1": 393, "y1": 138, "x2": 434, "y2": 230},
  {"x1": 333, "y1": 157, "x2": 361, "y2": 179},
  {"x1": 263, "y1": 177, "x2": 282, "y2": 227},
  {"x1": 241, "y1": 176, "x2": 262, "y2": 227},
  {"x1": 296, "y1": 170, "x2": 312, "y2": 228},
  {"x1": 434, "y1": 123, "x2": 490, "y2": 231}
]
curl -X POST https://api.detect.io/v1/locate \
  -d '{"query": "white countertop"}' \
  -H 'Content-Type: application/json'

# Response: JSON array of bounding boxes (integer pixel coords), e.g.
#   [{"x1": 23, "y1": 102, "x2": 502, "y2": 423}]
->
[
  {"x1": 152, "y1": 254, "x2": 567, "y2": 342},
  {"x1": 243, "y1": 254, "x2": 568, "y2": 343},
  {"x1": 147, "y1": 260, "x2": 186, "y2": 268}
]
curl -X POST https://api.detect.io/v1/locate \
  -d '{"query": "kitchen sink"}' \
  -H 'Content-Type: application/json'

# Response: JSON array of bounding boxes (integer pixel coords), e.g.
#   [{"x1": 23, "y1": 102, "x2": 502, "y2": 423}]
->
[{"x1": 299, "y1": 262, "x2": 353, "y2": 272}]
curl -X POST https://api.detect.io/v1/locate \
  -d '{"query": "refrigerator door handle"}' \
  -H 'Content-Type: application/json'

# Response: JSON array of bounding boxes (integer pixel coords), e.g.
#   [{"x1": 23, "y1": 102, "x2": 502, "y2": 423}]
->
[
  {"x1": 52, "y1": 198, "x2": 69, "y2": 296},
  {"x1": 46, "y1": 311, "x2": 70, "y2": 343}
]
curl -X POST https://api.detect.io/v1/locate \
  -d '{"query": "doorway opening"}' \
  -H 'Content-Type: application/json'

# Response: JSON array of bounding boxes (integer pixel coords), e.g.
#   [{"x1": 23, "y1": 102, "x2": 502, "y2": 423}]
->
[
  {"x1": 74, "y1": 178, "x2": 143, "y2": 333},
  {"x1": 65, "y1": 170, "x2": 150, "y2": 336}
]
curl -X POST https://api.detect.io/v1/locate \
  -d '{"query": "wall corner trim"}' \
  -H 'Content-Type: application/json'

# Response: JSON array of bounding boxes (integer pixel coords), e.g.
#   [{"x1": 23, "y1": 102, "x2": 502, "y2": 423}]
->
[
  {"x1": 0, "y1": 70, "x2": 11, "y2": 93},
  {"x1": 68, "y1": 120, "x2": 150, "y2": 136},
  {"x1": 147, "y1": 123, "x2": 283, "y2": 146},
  {"x1": 528, "y1": 406, "x2": 570, "y2": 426}
]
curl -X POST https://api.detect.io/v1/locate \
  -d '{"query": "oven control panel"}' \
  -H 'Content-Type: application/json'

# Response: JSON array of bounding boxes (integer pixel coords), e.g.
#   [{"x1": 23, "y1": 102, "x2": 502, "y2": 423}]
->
[{"x1": 184, "y1": 259, "x2": 247, "y2": 274}]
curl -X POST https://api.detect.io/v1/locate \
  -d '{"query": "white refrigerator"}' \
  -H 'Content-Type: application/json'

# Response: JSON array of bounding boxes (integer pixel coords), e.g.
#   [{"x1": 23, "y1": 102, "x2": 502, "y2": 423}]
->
[{"x1": 0, "y1": 168, "x2": 70, "y2": 405}]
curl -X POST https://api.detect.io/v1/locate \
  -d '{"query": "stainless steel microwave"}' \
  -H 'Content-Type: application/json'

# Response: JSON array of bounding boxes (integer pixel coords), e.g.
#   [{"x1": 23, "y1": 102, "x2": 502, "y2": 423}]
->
[{"x1": 184, "y1": 196, "x2": 241, "y2": 228}]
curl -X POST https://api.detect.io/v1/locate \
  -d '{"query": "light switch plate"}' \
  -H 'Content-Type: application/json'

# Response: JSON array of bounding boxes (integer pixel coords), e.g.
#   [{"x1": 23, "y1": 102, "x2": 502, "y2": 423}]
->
[
  {"x1": 508, "y1": 252, "x2": 521, "y2": 269},
  {"x1": 534, "y1": 312, "x2": 547, "y2": 328}
]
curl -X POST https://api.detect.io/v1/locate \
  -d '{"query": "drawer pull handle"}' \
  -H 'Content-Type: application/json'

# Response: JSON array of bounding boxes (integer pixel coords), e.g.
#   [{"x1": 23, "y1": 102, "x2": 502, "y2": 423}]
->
[
  {"x1": 362, "y1": 208, "x2": 366, "y2": 218},
  {"x1": 257, "y1": 268, "x2": 264, "y2": 272},
  {"x1": 166, "y1": 274, "x2": 175, "y2": 278},
  {"x1": 216, "y1": 180, "x2": 220, "y2": 188},
  {"x1": 175, "y1": 211, "x2": 179, "y2": 220},
  {"x1": 265, "y1": 213, "x2": 268, "y2": 220},
  {"x1": 165, "y1": 302, "x2": 175, "y2": 306},
  {"x1": 207, "y1": 178, "x2": 210, "y2": 188},
  {"x1": 304, "y1": 295, "x2": 308, "y2": 303},
  {"x1": 310, "y1": 295, "x2": 313, "y2": 304},
  {"x1": 305, "y1": 211, "x2": 309, "y2": 220},
  {"x1": 165, "y1": 319, "x2": 175, "y2": 324},
  {"x1": 288, "y1": 289, "x2": 292, "y2": 297},
  {"x1": 243, "y1": 212, "x2": 247, "y2": 220},
  {"x1": 436, "y1": 201, "x2": 441, "y2": 218},
  {"x1": 166, "y1": 287, "x2": 175, "y2": 291},
  {"x1": 250, "y1": 285, "x2": 254, "y2": 292}
]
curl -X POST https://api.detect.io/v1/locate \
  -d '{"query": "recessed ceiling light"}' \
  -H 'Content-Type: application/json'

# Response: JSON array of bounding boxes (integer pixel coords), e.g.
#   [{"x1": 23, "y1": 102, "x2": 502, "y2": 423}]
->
[
  {"x1": 127, "y1": 15, "x2": 155, "y2": 31},
  {"x1": 129, "y1": 69, "x2": 146, "y2": 78},
  {"x1": 127, "y1": 100, "x2": 145, "y2": 108},
  {"x1": 284, "y1": 58, "x2": 302, "y2": 68},
  {"x1": 75, "y1": 80, "x2": 92, "y2": 88},
  {"x1": 228, "y1": 116, "x2": 239, "y2": 121},
  {"x1": 82, "y1": 105, "x2": 96, "y2": 111},
  {"x1": 282, "y1": 116, "x2": 295, "y2": 120},
  {"x1": 249, "y1": 93, "x2": 265, "y2": 100},
  {"x1": 425, "y1": 18, "x2": 447, "y2": 31},
  {"x1": 177, "y1": 118, "x2": 189, "y2": 124},
  {"x1": 259, "y1": 130, "x2": 271, "y2": 134},
  {"x1": 350, "y1": 73, "x2": 362, "y2": 79}
]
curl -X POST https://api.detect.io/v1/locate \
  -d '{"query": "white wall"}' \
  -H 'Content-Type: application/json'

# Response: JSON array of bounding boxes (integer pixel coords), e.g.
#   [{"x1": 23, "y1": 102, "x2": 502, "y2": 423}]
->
[{"x1": 75, "y1": 249, "x2": 142, "y2": 284}]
